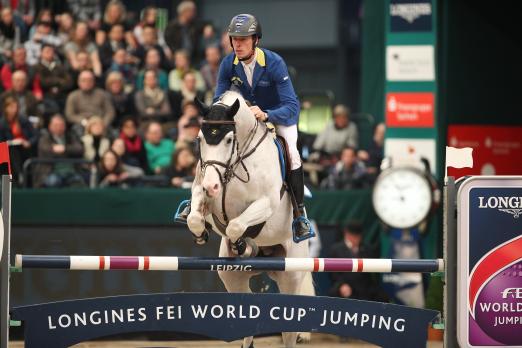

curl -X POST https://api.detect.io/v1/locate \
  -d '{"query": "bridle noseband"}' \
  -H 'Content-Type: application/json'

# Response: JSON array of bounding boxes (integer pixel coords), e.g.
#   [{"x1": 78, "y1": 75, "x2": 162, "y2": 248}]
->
[{"x1": 198, "y1": 117, "x2": 269, "y2": 225}]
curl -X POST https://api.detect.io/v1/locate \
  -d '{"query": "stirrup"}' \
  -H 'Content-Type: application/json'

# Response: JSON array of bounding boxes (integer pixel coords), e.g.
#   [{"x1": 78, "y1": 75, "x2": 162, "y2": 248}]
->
[
  {"x1": 174, "y1": 199, "x2": 191, "y2": 224},
  {"x1": 292, "y1": 216, "x2": 315, "y2": 243}
]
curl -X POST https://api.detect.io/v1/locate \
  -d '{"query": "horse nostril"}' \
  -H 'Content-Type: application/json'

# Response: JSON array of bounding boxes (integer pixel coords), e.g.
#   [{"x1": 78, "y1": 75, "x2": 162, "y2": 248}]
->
[{"x1": 213, "y1": 184, "x2": 219, "y2": 191}]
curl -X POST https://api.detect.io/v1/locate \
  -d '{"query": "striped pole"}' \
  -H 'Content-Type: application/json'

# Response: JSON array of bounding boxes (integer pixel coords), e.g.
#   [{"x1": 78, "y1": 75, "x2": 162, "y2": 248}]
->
[{"x1": 15, "y1": 255, "x2": 444, "y2": 273}]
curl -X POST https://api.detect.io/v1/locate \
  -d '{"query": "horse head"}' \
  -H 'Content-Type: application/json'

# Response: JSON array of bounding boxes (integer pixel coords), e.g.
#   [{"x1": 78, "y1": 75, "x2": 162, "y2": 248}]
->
[{"x1": 195, "y1": 92, "x2": 253, "y2": 199}]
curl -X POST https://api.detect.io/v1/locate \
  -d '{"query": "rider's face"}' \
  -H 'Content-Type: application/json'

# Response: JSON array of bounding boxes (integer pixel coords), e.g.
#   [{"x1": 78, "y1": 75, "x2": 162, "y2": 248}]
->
[{"x1": 231, "y1": 36, "x2": 255, "y2": 59}]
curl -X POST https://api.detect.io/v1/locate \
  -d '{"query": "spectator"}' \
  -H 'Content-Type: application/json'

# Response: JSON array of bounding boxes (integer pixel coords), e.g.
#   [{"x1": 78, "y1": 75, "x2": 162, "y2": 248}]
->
[
  {"x1": 0, "y1": 0, "x2": 35, "y2": 29},
  {"x1": 97, "y1": 0, "x2": 134, "y2": 47},
  {"x1": 358, "y1": 123, "x2": 385, "y2": 183},
  {"x1": 144, "y1": 121, "x2": 174, "y2": 174},
  {"x1": 133, "y1": 6, "x2": 170, "y2": 56},
  {"x1": 98, "y1": 149, "x2": 130, "y2": 187},
  {"x1": 81, "y1": 116, "x2": 110, "y2": 162},
  {"x1": 24, "y1": 20, "x2": 61, "y2": 66},
  {"x1": 65, "y1": 70, "x2": 115, "y2": 130},
  {"x1": 200, "y1": 45, "x2": 221, "y2": 98},
  {"x1": 135, "y1": 48, "x2": 168, "y2": 90},
  {"x1": 169, "y1": 71, "x2": 205, "y2": 119},
  {"x1": 27, "y1": 8, "x2": 54, "y2": 39},
  {"x1": 105, "y1": 71, "x2": 134, "y2": 128},
  {"x1": 0, "y1": 70, "x2": 41, "y2": 121},
  {"x1": 164, "y1": 0, "x2": 212, "y2": 65},
  {"x1": 161, "y1": 147, "x2": 195, "y2": 188},
  {"x1": 98, "y1": 23, "x2": 127, "y2": 70},
  {"x1": 328, "y1": 222, "x2": 386, "y2": 301},
  {"x1": 69, "y1": 51, "x2": 99, "y2": 89},
  {"x1": 35, "y1": 43, "x2": 73, "y2": 115},
  {"x1": 107, "y1": 48, "x2": 135, "y2": 90},
  {"x1": 0, "y1": 46, "x2": 41, "y2": 97},
  {"x1": 168, "y1": 49, "x2": 204, "y2": 92},
  {"x1": 118, "y1": 117, "x2": 149, "y2": 172},
  {"x1": 134, "y1": 24, "x2": 169, "y2": 70},
  {"x1": 66, "y1": 0, "x2": 101, "y2": 30},
  {"x1": 0, "y1": 8, "x2": 22, "y2": 62},
  {"x1": 0, "y1": 97, "x2": 37, "y2": 182},
  {"x1": 64, "y1": 21, "x2": 102, "y2": 77},
  {"x1": 176, "y1": 115, "x2": 200, "y2": 154},
  {"x1": 111, "y1": 137, "x2": 144, "y2": 177},
  {"x1": 134, "y1": 69, "x2": 171, "y2": 126},
  {"x1": 219, "y1": 30, "x2": 233, "y2": 56},
  {"x1": 176, "y1": 99, "x2": 199, "y2": 136},
  {"x1": 320, "y1": 146, "x2": 368, "y2": 190},
  {"x1": 35, "y1": 114, "x2": 84, "y2": 188},
  {"x1": 313, "y1": 104, "x2": 359, "y2": 156},
  {"x1": 55, "y1": 12, "x2": 74, "y2": 46}
]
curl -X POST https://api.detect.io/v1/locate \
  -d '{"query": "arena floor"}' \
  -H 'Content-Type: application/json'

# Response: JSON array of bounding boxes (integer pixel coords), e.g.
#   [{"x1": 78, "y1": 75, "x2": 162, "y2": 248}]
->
[{"x1": 11, "y1": 334, "x2": 444, "y2": 347}]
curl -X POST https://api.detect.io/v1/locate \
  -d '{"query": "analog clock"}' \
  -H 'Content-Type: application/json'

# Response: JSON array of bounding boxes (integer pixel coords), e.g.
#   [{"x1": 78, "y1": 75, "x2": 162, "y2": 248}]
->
[{"x1": 372, "y1": 167, "x2": 434, "y2": 229}]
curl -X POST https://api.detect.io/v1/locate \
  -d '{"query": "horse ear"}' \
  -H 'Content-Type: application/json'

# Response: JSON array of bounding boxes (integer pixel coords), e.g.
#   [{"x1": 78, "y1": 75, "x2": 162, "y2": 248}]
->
[
  {"x1": 227, "y1": 99, "x2": 240, "y2": 120},
  {"x1": 194, "y1": 98, "x2": 209, "y2": 117}
]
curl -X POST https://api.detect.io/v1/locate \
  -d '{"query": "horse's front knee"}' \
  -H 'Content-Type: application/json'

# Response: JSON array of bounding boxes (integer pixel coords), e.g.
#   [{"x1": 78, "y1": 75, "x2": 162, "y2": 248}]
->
[
  {"x1": 187, "y1": 211, "x2": 205, "y2": 235},
  {"x1": 225, "y1": 218, "x2": 246, "y2": 242}
]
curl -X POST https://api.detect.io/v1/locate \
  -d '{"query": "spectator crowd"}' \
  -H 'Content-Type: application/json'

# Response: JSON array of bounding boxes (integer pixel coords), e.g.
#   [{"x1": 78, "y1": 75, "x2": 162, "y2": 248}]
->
[{"x1": 0, "y1": 0, "x2": 384, "y2": 190}]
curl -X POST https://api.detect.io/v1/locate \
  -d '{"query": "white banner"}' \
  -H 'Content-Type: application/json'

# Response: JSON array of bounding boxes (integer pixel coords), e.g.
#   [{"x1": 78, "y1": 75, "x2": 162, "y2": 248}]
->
[{"x1": 386, "y1": 45, "x2": 435, "y2": 81}]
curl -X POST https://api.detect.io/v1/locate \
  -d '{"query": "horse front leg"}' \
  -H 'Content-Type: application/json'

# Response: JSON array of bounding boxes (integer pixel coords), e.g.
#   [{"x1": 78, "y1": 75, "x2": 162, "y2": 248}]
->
[
  {"x1": 226, "y1": 196, "x2": 273, "y2": 257},
  {"x1": 187, "y1": 185, "x2": 209, "y2": 244}
]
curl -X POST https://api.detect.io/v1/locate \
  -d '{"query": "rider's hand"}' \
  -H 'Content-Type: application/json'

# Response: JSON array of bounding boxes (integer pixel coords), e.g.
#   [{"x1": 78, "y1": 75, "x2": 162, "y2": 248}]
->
[{"x1": 250, "y1": 106, "x2": 268, "y2": 122}]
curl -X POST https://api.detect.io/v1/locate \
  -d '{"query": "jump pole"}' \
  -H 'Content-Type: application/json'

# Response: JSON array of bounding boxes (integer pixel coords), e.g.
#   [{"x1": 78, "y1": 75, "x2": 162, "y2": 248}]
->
[{"x1": 15, "y1": 254, "x2": 444, "y2": 273}]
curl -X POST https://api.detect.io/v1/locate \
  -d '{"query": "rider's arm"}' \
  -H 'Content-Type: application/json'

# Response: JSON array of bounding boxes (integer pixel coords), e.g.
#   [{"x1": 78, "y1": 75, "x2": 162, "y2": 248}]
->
[
  {"x1": 214, "y1": 57, "x2": 233, "y2": 102},
  {"x1": 264, "y1": 59, "x2": 300, "y2": 126}
]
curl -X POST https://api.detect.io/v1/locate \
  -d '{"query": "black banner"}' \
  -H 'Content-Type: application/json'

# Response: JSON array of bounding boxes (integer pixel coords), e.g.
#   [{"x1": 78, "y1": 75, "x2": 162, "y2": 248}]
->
[{"x1": 12, "y1": 292, "x2": 438, "y2": 347}]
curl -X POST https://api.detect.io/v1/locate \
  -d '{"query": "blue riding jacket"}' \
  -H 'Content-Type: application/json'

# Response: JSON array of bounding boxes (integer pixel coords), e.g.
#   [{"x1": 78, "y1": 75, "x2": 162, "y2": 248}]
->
[{"x1": 214, "y1": 47, "x2": 300, "y2": 126}]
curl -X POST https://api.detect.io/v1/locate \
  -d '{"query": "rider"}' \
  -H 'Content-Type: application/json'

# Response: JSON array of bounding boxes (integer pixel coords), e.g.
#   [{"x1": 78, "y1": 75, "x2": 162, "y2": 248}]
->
[{"x1": 213, "y1": 14, "x2": 313, "y2": 241}]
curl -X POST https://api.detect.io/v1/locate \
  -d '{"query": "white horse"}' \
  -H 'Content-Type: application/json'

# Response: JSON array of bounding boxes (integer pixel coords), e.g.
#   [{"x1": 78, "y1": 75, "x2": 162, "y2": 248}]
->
[{"x1": 186, "y1": 91, "x2": 314, "y2": 348}]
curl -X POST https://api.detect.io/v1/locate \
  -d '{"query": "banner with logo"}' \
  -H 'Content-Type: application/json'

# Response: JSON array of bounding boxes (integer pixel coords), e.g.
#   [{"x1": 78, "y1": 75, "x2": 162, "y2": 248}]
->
[
  {"x1": 390, "y1": 0, "x2": 433, "y2": 32},
  {"x1": 386, "y1": 92, "x2": 435, "y2": 127},
  {"x1": 386, "y1": 45, "x2": 435, "y2": 81},
  {"x1": 457, "y1": 177, "x2": 522, "y2": 347},
  {"x1": 447, "y1": 125, "x2": 522, "y2": 179},
  {"x1": 12, "y1": 292, "x2": 438, "y2": 348}
]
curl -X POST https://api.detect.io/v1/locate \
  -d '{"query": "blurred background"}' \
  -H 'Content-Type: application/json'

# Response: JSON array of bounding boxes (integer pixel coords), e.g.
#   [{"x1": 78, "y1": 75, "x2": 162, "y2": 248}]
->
[{"x1": 2, "y1": 0, "x2": 521, "y2": 341}]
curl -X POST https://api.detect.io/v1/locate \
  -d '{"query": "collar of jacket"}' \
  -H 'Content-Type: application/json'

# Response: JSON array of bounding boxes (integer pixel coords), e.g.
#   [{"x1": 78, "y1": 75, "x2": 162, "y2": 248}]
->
[{"x1": 233, "y1": 47, "x2": 266, "y2": 67}]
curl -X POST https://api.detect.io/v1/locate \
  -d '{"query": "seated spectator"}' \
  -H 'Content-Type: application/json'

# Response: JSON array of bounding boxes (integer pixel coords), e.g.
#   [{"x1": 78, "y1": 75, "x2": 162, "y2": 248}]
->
[
  {"x1": 55, "y1": 12, "x2": 75, "y2": 49},
  {"x1": 320, "y1": 146, "x2": 368, "y2": 190},
  {"x1": 111, "y1": 137, "x2": 144, "y2": 177},
  {"x1": 134, "y1": 69, "x2": 172, "y2": 125},
  {"x1": 135, "y1": 24, "x2": 169, "y2": 70},
  {"x1": 105, "y1": 71, "x2": 134, "y2": 128},
  {"x1": 134, "y1": 7, "x2": 170, "y2": 58},
  {"x1": 200, "y1": 46, "x2": 221, "y2": 101},
  {"x1": 98, "y1": 23, "x2": 127, "y2": 70},
  {"x1": 27, "y1": 8, "x2": 54, "y2": 39},
  {"x1": 328, "y1": 222, "x2": 386, "y2": 301},
  {"x1": 98, "y1": 149, "x2": 131, "y2": 188},
  {"x1": 144, "y1": 121, "x2": 174, "y2": 174},
  {"x1": 169, "y1": 71, "x2": 205, "y2": 119},
  {"x1": 0, "y1": 8, "x2": 22, "y2": 62},
  {"x1": 107, "y1": 48, "x2": 135, "y2": 91},
  {"x1": 168, "y1": 49, "x2": 205, "y2": 92},
  {"x1": 81, "y1": 116, "x2": 110, "y2": 162},
  {"x1": 358, "y1": 123, "x2": 385, "y2": 183},
  {"x1": 24, "y1": 20, "x2": 62, "y2": 66},
  {"x1": 0, "y1": 46, "x2": 41, "y2": 98},
  {"x1": 65, "y1": 0, "x2": 101, "y2": 31},
  {"x1": 96, "y1": 0, "x2": 134, "y2": 47},
  {"x1": 69, "y1": 51, "x2": 98, "y2": 89},
  {"x1": 35, "y1": 44, "x2": 73, "y2": 117},
  {"x1": 176, "y1": 115, "x2": 200, "y2": 155},
  {"x1": 313, "y1": 104, "x2": 358, "y2": 158},
  {"x1": 64, "y1": 21, "x2": 102, "y2": 77},
  {"x1": 65, "y1": 70, "x2": 115, "y2": 131},
  {"x1": 161, "y1": 147, "x2": 195, "y2": 188},
  {"x1": 0, "y1": 97, "x2": 38, "y2": 182},
  {"x1": 118, "y1": 117, "x2": 149, "y2": 172},
  {"x1": 35, "y1": 114, "x2": 85, "y2": 188},
  {"x1": 0, "y1": 70, "x2": 41, "y2": 122},
  {"x1": 177, "y1": 99, "x2": 199, "y2": 135},
  {"x1": 135, "y1": 48, "x2": 168, "y2": 90}
]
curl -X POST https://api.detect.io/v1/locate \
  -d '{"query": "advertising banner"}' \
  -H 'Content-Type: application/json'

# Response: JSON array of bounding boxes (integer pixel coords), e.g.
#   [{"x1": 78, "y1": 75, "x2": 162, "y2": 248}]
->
[
  {"x1": 386, "y1": 45, "x2": 435, "y2": 81},
  {"x1": 386, "y1": 92, "x2": 435, "y2": 127},
  {"x1": 385, "y1": 138, "x2": 436, "y2": 173},
  {"x1": 447, "y1": 125, "x2": 522, "y2": 178},
  {"x1": 457, "y1": 177, "x2": 522, "y2": 347},
  {"x1": 390, "y1": 0, "x2": 433, "y2": 32}
]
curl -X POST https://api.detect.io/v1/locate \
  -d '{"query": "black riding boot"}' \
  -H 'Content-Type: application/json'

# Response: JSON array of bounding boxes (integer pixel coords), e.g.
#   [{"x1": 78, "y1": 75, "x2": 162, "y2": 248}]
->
[{"x1": 288, "y1": 166, "x2": 314, "y2": 242}]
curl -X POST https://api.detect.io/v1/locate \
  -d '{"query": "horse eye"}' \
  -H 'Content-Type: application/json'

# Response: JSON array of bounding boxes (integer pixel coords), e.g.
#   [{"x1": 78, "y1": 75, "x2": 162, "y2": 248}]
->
[{"x1": 226, "y1": 138, "x2": 232, "y2": 145}]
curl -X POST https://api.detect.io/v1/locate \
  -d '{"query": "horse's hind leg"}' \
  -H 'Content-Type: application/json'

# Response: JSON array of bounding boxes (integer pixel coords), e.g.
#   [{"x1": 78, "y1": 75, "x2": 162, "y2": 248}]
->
[{"x1": 217, "y1": 238, "x2": 255, "y2": 348}]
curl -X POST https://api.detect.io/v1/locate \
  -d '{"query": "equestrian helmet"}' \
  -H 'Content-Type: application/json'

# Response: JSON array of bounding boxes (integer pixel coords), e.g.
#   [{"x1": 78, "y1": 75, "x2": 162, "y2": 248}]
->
[{"x1": 227, "y1": 14, "x2": 262, "y2": 39}]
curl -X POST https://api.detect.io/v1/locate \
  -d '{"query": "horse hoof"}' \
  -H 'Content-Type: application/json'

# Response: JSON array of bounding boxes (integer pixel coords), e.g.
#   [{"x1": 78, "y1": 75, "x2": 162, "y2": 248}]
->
[
  {"x1": 242, "y1": 237, "x2": 259, "y2": 258},
  {"x1": 297, "y1": 332, "x2": 311, "y2": 343},
  {"x1": 241, "y1": 341, "x2": 254, "y2": 348},
  {"x1": 192, "y1": 230, "x2": 209, "y2": 245}
]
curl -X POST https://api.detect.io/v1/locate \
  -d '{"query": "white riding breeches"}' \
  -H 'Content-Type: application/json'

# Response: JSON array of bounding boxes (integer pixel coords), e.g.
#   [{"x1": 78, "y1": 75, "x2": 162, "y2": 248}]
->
[{"x1": 275, "y1": 124, "x2": 301, "y2": 170}]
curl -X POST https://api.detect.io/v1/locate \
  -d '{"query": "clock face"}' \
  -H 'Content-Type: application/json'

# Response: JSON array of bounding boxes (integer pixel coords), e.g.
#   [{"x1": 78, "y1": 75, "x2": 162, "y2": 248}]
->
[{"x1": 372, "y1": 167, "x2": 433, "y2": 229}]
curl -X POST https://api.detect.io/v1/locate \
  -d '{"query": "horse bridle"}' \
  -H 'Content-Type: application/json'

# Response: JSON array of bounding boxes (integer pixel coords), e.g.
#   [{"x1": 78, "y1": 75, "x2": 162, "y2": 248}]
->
[{"x1": 198, "y1": 118, "x2": 269, "y2": 225}]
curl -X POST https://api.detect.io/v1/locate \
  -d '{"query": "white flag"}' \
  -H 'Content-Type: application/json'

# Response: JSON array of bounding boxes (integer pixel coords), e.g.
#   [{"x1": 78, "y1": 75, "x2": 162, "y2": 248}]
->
[{"x1": 446, "y1": 146, "x2": 473, "y2": 169}]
